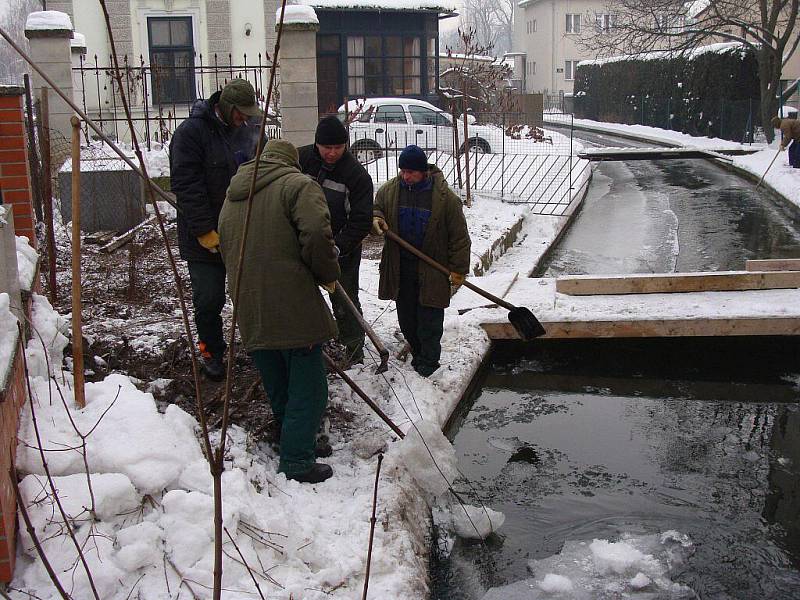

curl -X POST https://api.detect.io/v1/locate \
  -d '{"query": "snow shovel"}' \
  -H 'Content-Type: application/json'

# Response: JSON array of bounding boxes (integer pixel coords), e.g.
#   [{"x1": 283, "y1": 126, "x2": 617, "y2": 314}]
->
[
  {"x1": 323, "y1": 351, "x2": 405, "y2": 438},
  {"x1": 384, "y1": 230, "x2": 546, "y2": 341},
  {"x1": 333, "y1": 282, "x2": 390, "y2": 373}
]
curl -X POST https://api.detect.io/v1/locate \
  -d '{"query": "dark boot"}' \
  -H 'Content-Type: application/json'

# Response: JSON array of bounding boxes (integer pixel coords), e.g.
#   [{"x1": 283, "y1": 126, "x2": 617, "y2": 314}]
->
[
  {"x1": 287, "y1": 463, "x2": 333, "y2": 483},
  {"x1": 198, "y1": 342, "x2": 225, "y2": 381}
]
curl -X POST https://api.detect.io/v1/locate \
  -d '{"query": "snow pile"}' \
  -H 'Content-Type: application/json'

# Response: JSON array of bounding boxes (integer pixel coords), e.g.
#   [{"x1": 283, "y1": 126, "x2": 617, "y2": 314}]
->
[
  {"x1": 0, "y1": 293, "x2": 19, "y2": 390},
  {"x1": 393, "y1": 419, "x2": 459, "y2": 497},
  {"x1": 481, "y1": 531, "x2": 696, "y2": 599},
  {"x1": 16, "y1": 236, "x2": 38, "y2": 291},
  {"x1": 25, "y1": 10, "x2": 72, "y2": 31},
  {"x1": 70, "y1": 31, "x2": 86, "y2": 48},
  {"x1": 278, "y1": 4, "x2": 319, "y2": 24},
  {"x1": 24, "y1": 294, "x2": 68, "y2": 380}
]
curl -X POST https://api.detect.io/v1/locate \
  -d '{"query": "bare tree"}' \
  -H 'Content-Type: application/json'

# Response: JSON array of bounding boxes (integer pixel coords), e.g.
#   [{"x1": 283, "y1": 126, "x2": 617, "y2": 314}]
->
[
  {"x1": 459, "y1": 0, "x2": 513, "y2": 56},
  {"x1": 579, "y1": 0, "x2": 799, "y2": 141},
  {"x1": 0, "y1": 0, "x2": 42, "y2": 84}
]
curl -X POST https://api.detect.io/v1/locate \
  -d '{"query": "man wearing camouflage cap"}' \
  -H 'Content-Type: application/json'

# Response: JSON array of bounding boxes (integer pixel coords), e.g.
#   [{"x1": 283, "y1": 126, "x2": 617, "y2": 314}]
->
[{"x1": 170, "y1": 78, "x2": 263, "y2": 380}]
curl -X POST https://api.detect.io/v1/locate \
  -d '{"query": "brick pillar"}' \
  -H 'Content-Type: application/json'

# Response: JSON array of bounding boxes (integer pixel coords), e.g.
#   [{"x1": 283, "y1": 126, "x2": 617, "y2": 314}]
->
[
  {"x1": 277, "y1": 10, "x2": 319, "y2": 148},
  {"x1": 24, "y1": 12, "x2": 75, "y2": 149},
  {"x1": 0, "y1": 86, "x2": 36, "y2": 248}
]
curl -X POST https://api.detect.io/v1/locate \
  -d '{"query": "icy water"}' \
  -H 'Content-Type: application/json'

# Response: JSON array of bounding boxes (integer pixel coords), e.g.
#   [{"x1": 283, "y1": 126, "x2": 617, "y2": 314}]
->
[
  {"x1": 432, "y1": 133, "x2": 800, "y2": 599},
  {"x1": 435, "y1": 339, "x2": 800, "y2": 600}
]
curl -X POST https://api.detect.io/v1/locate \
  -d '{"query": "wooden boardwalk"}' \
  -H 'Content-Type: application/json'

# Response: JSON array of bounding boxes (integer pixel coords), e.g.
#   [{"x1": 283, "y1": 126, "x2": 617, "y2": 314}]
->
[{"x1": 475, "y1": 265, "x2": 800, "y2": 340}]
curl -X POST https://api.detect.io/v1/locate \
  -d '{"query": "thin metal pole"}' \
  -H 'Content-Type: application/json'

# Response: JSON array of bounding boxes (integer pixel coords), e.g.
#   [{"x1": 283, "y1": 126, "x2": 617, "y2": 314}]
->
[
  {"x1": 38, "y1": 88, "x2": 57, "y2": 304},
  {"x1": 361, "y1": 454, "x2": 384, "y2": 600},
  {"x1": 23, "y1": 74, "x2": 43, "y2": 222},
  {"x1": 70, "y1": 116, "x2": 86, "y2": 408}
]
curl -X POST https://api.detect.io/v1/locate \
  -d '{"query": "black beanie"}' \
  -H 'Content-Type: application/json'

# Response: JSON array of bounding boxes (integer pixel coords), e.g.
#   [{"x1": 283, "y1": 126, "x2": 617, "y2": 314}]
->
[
  {"x1": 315, "y1": 116, "x2": 349, "y2": 145},
  {"x1": 398, "y1": 145, "x2": 428, "y2": 171}
]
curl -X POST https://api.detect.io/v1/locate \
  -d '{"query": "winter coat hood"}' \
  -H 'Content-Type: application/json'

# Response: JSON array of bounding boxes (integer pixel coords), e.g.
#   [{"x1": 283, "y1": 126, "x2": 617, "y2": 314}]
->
[{"x1": 226, "y1": 140, "x2": 301, "y2": 202}]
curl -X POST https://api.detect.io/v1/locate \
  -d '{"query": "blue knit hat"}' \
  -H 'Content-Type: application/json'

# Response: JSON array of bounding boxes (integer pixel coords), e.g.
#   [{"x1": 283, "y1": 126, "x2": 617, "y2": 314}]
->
[{"x1": 398, "y1": 145, "x2": 428, "y2": 172}]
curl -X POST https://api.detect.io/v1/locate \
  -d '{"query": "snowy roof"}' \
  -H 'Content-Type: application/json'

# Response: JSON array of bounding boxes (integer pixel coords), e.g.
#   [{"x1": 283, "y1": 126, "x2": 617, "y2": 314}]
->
[
  {"x1": 440, "y1": 52, "x2": 495, "y2": 63},
  {"x1": 299, "y1": 0, "x2": 456, "y2": 12},
  {"x1": 71, "y1": 32, "x2": 86, "y2": 48},
  {"x1": 578, "y1": 42, "x2": 745, "y2": 67},
  {"x1": 687, "y1": 0, "x2": 710, "y2": 19},
  {"x1": 25, "y1": 10, "x2": 73, "y2": 31},
  {"x1": 277, "y1": 5, "x2": 319, "y2": 24}
]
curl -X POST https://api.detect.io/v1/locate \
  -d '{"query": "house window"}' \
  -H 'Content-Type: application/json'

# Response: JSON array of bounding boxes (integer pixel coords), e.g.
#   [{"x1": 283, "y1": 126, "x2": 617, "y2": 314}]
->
[
  {"x1": 654, "y1": 13, "x2": 685, "y2": 32},
  {"x1": 347, "y1": 36, "x2": 422, "y2": 97},
  {"x1": 532, "y1": 61, "x2": 536, "y2": 75},
  {"x1": 386, "y1": 36, "x2": 421, "y2": 95},
  {"x1": 427, "y1": 36, "x2": 437, "y2": 94},
  {"x1": 148, "y1": 16, "x2": 195, "y2": 104},
  {"x1": 533, "y1": 19, "x2": 537, "y2": 32},
  {"x1": 565, "y1": 60, "x2": 578, "y2": 80},
  {"x1": 595, "y1": 13, "x2": 614, "y2": 32},
  {"x1": 565, "y1": 14, "x2": 581, "y2": 34}
]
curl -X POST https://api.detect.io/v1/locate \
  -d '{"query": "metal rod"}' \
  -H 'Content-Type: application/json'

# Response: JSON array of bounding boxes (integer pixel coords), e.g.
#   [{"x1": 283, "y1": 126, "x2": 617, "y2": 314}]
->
[
  {"x1": 38, "y1": 88, "x2": 57, "y2": 304},
  {"x1": 70, "y1": 116, "x2": 86, "y2": 408},
  {"x1": 361, "y1": 453, "x2": 384, "y2": 600}
]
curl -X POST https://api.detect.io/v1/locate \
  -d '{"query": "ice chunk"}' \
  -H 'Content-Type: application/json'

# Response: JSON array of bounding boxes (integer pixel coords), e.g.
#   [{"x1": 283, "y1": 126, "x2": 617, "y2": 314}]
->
[
  {"x1": 392, "y1": 419, "x2": 459, "y2": 497},
  {"x1": 539, "y1": 573, "x2": 573, "y2": 593}
]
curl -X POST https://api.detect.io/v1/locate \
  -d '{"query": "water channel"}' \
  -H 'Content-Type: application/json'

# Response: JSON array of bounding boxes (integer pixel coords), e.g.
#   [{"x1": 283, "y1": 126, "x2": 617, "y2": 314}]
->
[{"x1": 432, "y1": 132, "x2": 800, "y2": 599}]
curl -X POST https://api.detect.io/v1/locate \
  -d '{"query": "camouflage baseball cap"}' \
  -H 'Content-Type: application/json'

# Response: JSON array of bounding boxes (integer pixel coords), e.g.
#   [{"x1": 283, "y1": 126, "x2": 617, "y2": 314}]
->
[{"x1": 219, "y1": 79, "x2": 262, "y2": 120}]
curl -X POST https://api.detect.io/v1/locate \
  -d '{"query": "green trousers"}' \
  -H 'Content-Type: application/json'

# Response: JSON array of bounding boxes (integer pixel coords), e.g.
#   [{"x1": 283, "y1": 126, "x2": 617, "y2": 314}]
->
[
  {"x1": 329, "y1": 252, "x2": 365, "y2": 363},
  {"x1": 250, "y1": 345, "x2": 328, "y2": 477}
]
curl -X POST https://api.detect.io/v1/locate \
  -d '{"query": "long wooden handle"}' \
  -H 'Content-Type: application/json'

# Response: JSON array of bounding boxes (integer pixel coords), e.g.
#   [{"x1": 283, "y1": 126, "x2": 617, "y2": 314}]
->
[
  {"x1": 383, "y1": 229, "x2": 516, "y2": 311},
  {"x1": 757, "y1": 149, "x2": 781, "y2": 188},
  {"x1": 334, "y1": 282, "x2": 389, "y2": 361}
]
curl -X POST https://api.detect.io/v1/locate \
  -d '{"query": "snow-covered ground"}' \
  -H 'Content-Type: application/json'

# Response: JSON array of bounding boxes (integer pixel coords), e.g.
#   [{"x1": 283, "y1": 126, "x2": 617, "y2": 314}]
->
[{"x1": 10, "y1": 116, "x2": 799, "y2": 599}]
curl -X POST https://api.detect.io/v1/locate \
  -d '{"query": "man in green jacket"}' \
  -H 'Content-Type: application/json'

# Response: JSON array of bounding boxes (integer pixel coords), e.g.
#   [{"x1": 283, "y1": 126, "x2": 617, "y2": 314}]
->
[
  {"x1": 372, "y1": 145, "x2": 471, "y2": 377},
  {"x1": 218, "y1": 139, "x2": 340, "y2": 484}
]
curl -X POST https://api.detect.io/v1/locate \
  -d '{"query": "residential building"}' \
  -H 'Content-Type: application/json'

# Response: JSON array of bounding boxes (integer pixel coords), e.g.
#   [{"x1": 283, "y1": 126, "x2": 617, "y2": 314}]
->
[
  {"x1": 50, "y1": 0, "x2": 453, "y2": 123},
  {"x1": 511, "y1": 0, "x2": 616, "y2": 96}
]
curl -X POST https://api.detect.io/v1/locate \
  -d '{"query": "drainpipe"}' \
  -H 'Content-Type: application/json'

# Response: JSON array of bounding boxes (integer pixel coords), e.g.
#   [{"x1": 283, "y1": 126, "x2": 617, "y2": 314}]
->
[{"x1": 551, "y1": 0, "x2": 556, "y2": 92}]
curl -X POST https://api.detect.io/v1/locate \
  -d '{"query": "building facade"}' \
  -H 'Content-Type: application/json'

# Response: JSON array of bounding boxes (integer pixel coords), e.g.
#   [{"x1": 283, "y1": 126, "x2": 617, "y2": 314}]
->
[{"x1": 511, "y1": 0, "x2": 613, "y2": 96}]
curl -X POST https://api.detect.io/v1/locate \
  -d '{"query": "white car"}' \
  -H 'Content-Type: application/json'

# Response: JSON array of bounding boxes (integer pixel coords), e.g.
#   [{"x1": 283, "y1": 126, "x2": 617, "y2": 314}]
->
[{"x1": 338, "y1": 97, "x2": 555, "y2": 164}]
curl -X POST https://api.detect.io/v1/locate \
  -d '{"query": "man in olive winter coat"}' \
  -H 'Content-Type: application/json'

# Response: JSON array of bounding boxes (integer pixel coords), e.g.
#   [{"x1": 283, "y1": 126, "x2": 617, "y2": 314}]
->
[
  {"x1": 372, "y1": 145, "x2": 471, "y2": 377},
  {"x1": 218, "y1": 139, "x2": 340, "y2": 484},
  {"x1": 170, "y1": 78, "x2": 262, "y2": 381},
  {"x1": 299, "y1": 116, "x2": 374, "y2": 366},
  {"x1": 771, "y1": 116, "x2": 800, "y2": 168}
]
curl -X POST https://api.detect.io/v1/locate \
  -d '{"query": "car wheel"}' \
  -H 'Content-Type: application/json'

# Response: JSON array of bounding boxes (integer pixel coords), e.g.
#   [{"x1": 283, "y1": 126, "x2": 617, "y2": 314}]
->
[
  {"x1": 351, "y1": 140, "x2": 383, "y2": 164},
  {"x1": 459, "y1": 138, "x2": 491, "y2": 155}
]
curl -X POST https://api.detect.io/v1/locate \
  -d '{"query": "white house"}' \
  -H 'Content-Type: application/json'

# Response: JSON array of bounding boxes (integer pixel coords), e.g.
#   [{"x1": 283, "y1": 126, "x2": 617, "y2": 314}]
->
[{"x1": 511, "y1": 0, "x2": 615, "y2": 96}]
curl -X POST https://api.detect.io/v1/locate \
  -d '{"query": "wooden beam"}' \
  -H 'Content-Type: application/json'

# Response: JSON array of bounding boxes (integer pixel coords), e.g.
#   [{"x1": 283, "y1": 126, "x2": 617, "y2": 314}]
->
[
  {"x1": 556, "y1": 271, "x2": 800, "y2": 295},
  {"x1": 481, "y1": 317, "x2": 800, "y2": 340},
  {"x1": 745, "y1": 259, "x2": 800, "y2": 272}
]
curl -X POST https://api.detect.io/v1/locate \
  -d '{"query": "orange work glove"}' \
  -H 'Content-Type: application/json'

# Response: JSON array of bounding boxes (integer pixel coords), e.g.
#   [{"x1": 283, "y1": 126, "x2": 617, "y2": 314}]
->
[
  {"x1": 449, "y1": 272, "x2": 465, "y2": 287},
  {"x1": 198, "y1": 230, "x2": 220, "y2": 253}
]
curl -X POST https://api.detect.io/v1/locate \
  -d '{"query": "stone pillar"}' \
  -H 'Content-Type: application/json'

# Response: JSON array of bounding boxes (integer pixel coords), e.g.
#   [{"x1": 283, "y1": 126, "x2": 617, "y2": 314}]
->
[
  {"x1": 24, "y1": 11, "x2": 75, "y2": 148},
  {"x1": 277, "y1": 10, "x2": 319, "y2": 148},
  {"x1": 0, "y1": 86, "x2": 36, "y2": 248}
]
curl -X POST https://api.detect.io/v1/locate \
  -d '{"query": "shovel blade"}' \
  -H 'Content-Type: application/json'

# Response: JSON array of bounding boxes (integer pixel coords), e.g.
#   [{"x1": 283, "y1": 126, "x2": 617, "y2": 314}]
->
[{"x1": 508, "y1": 307, "x2": 546, "y2": 341}]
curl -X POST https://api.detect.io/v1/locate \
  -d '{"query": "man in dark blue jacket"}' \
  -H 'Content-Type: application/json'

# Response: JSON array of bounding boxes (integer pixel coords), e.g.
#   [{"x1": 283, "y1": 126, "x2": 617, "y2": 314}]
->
[
  {"x1": 298, "y1": 116, "x2": 373, "y2": 366},
  {"x1": 170, "y1": 79, "x2": 262, "y2": 380}
]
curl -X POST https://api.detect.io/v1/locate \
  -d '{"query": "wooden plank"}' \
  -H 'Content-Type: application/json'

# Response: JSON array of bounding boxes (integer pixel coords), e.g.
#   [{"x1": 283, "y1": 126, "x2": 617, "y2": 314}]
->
[
  {"x1": 746, "y1": 259, "x2": 800, "y2": 272},
  {"x1": 556, "y1": 271, "x2": 800, "y2": 296},
  {"x1": 481, "y1": 317, "x2": 800, "y2": 340},
  {"x1": 85, "y1": 230, "x2": 117, "y2": 245},
  {"x1": 100, "y1": 215, "x2": 157, "y2": 253}
]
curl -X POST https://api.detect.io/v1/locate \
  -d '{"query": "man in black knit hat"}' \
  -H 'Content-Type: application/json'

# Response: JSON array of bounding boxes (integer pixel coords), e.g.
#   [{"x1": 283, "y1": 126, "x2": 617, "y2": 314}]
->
[{"x1": 298, "y1": 116, "x2": 374, "y2": 366}]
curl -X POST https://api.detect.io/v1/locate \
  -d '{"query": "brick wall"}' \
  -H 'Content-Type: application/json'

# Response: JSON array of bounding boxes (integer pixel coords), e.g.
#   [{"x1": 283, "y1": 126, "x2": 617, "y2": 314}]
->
[
  {"x1": 0, "y1": 86, "x2": 35, "y2": 248},
  {"x1": 0, "y1": 337, "x2": 26, "y2": 582}
]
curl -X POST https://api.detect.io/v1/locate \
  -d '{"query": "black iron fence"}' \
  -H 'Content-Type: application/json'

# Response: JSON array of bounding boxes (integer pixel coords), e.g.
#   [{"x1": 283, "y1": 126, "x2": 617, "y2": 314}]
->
[{"x1": 73, "y1": 53, "x2": 276, "y2": 149}]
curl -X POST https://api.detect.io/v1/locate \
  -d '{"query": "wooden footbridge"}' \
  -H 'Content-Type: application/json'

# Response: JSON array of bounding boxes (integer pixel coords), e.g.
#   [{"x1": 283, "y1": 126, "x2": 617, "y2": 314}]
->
[
  {"x1": 464, "y1": 259, "x2": 800, "y2": 340},
  {"x1": 577, "y1": 146, "x2": 759, "y2": 162}
]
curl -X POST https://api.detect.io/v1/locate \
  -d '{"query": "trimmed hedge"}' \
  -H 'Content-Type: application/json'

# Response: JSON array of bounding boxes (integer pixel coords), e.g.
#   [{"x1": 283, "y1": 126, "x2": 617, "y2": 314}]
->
[{"x1": 574, "y1": 45, "x2": 760, "y2": 142}]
